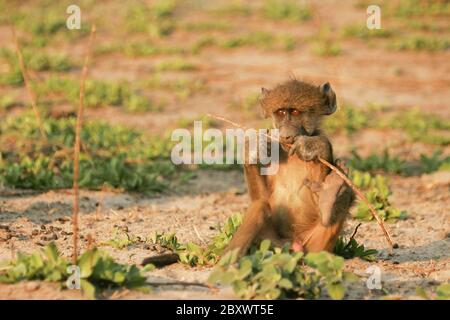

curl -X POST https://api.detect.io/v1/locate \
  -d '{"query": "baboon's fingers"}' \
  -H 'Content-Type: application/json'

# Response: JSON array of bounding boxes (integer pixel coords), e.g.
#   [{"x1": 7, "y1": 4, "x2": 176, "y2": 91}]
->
[{"x1": 334, "y1": 158, "x2": 349, "y2": 175}]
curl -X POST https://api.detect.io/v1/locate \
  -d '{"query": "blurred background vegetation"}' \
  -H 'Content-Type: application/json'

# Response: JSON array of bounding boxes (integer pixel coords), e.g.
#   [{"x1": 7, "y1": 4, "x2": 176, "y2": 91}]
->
[{"x1": 0, "y1": 0, "x2": 448, "y2": 206}]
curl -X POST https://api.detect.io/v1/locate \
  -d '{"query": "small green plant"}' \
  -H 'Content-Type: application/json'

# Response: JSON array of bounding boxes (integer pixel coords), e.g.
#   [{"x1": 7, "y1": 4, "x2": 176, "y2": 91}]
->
[
  {"x1": 213, "y1": 2, "x2": 252, "y2": 16},
  {"x1": 151, "y1": 213, "x2": 243, "y2": 266},
  {"x1": 33, "y1": 77, "x2": 158, "y2": 112},
  {"x1": 387, "y1": 109, "x2": 450, "y2": 145},
  {"x1": 388, "y1": 36, "x2": 450, "y2": 52},
  {"x1": 351, "y1": 170, "x2": 408, "y2": 222},
  {"x1": 0, "y1": 95, "x2": 17, "y2": 111},
  {"x1": 341, "y1": 24, "x2": 393, "y2": 39},
  {"x1": 323, "y1": 104, "x2": 369, "y2": 134},
  {"x1": 0, "y1": 243, "x2": 153, "y2": 299},
  {"x1": 347, "y1": 150, "x2": 408, "y2": 175},
  {"x1": 124, "y1": 1, "x2": 177, "y2": 37},
  {"x1": 208, "y1": 240, "x2": 358, "y2": 300},
  {"x1": 0, "y1": 113, "x2": 177, "y2": 192},
  {"x1": 311, "y1": 28, "x2": 341, "y2": 56},
  {"x1": 221, "y1": 31, "x2": 276, "y2": 50},
  {"x1": 191, "y1": 36, "x2": 217, "y2": 54},
  {"x1": 263, "y1": 0, "x2": 311, "y2": 21},
  {"x1": 419, "y1": 150, "x2": 450, "y2": 173},
  {"x1": 393, "y1": 0, "x2": 450, "y2": 17},
  {"x1": 416, "y1": 283, "x2": 450, "y2": 300},
  {"x1": 141, "y1": 75, "x2": 205, "y2": 100},
  {"x1": 1, "y1": 48, "x2": 75, "y2": 75},
  {"x1": 333, "y1": 235, "x2": 378, "y2": 261},
  {"x1": 184, "y1": 21, "x2": 231, "y2": 31},
  {"x1": 155, "y1": 59, "x2": 197, "y2": 72},
  {"x1": 102, "y1": 227, "x2": 143, "y2": 249},
  {"x1": 232, "y1": 92, "x2": 261, "y2": 113}
]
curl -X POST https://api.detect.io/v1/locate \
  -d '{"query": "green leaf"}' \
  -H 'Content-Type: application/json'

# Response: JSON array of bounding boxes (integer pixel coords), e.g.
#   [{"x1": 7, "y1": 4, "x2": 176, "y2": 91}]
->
[
  {"x1": 436, "y1": 283, "x2": 450, "y2": 300},
  {"x1": 326, "y1": 282, "x2": 345, "y2": 300},
  {"x1": 259, "y1": 239, "x2": 271, "y2": 252},
  {"x1": 80, "y1": 279, "x2": 97, "y2": 299}
]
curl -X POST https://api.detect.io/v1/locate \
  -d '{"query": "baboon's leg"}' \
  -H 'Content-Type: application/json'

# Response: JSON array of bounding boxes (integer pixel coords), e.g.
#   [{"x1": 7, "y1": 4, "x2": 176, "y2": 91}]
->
[
  {"x1": 224, "y1": 199, "x2": 271, "y2": 257},
  {"x1": 302, "y1": 219, "x2": 345, "y2": 252}
]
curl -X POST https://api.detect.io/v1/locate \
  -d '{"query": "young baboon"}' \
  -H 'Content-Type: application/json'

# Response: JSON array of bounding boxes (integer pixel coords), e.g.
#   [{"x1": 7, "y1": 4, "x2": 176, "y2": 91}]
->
[{"x1": 224, "y1": 79, "x2": 355, "y2": 257}]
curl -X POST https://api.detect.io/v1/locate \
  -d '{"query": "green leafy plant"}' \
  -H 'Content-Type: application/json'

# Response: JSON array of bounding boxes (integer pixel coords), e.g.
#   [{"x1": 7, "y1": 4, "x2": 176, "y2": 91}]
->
[
  {"x1": 323, "y1": 104, "x2": 369, "y2": 134},
  {"x1": 351, "y1": 170, "x2": 408, "y2": 222},
  {"x1": 311, "y1": 27, "x2": 341, "y2": 57},
  {"x1": 102, "y1": 227, "x2": 143, "y2": 249},
  {"x1": 33, "y1": 77, "x2": 157, "y2": 112},
  {"x1": 125, "y1": 1, "x2": 177, "y2": 37},
  {"x1": 416, "y1": 283, "x2": 450, "y2": 300},
  {"x1": 213, "y1": 2, "x2": 252, "y2": 16},
  {"x1": 387, "y1": 109, "x2": 450, "y2": 145},
  {"x1": 419, "y1": 150, "x2": 450, "y2": 173},
  {"x1": 0, "y1": 113, "x2": 177, "y2": 192},
  {"x1": 388, "y1": 36, "x2": 450, "y2": 52},
  {"x1": 341, "y1": 24, "x2": 393, "y2": 39},
  {"x1": 155, "y1": 59, "x2": 197, "y2": 72},
  {"x1": 208, "y1": 240, "x2": 358, "y2": 300},
  {"x1": 333, "y1": 235, "x2": 378, "y2": 261},
  {"x1": 151, "y1": 213, "x2": 243, "y2": 266},
  {"x1": 393, "y1": 0, "x2": 450, "y2": 17},
  {"x1": 263, "y1": 0, "x2": 311, "y2": 21},
  {"x1": 0, "y1": 243, "x2": 153, "y2": 299},
  {"x1": 76, "y1": 247, "x2": 153, "y2": 299},
  {"x1": 347, "y1": 150, "x2": 408, "y2": 175}
]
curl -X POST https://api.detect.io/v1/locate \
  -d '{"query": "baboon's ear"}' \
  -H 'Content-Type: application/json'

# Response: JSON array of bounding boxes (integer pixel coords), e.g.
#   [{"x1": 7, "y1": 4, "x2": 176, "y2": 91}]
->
[
  {"x1": 259, "y1": 87, "x2": 270, "y2": 118},
  {"x1": 319, "y1": 82, "x2": 337, "y2": 115}
]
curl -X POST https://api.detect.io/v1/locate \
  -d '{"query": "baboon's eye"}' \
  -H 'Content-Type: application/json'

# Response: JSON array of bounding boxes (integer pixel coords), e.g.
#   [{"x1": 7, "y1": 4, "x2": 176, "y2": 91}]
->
[
  {"x1": 276, "y1": 109, "x2": 286, "y2": 116},
  {"x1": 290, "y1": 109, "x2": 300, "y2": 116}
]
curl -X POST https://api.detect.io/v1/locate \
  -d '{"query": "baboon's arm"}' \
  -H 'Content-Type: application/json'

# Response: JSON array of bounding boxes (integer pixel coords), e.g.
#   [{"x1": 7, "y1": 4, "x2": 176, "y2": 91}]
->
[{"x1": 305, "y1": 160, "x2": 355, "y2": 226}]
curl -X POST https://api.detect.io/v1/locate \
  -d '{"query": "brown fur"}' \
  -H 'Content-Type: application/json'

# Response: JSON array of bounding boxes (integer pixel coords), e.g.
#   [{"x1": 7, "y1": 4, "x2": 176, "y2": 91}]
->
[
  {"x1": 224, "y1": 79, "x2": 354, "y2": 257},
  {"x1": 260, "y1": 80, "x2": 334, "y2": 116}
]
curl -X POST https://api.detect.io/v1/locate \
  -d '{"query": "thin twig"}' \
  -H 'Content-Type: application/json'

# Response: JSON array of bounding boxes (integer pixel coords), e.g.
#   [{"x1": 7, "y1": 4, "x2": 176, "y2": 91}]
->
[
  {"x1": 343, "y1": 223, "x2": 362, "y2": 251},
  {"x1": 317, "y1": 158, "x2": 394, "y2": 248},
  {"x1": 193, "y1": 225, "x2": 206, "y2": 245},
  {"x1": 207, "y1": 113, "x2": 394, "y2": 249},
  {"x1": 10, "y1": 26, "x2": 47, "y2": 140},
  {"x1": 72, "y1": 25, "x2": 97, "y2": 265}
]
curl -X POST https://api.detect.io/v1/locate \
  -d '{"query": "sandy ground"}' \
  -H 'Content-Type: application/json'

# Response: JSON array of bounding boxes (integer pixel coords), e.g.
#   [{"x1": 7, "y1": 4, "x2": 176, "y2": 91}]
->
[{"x1": 0, "y1": 0, "x2": 449, "y2": 299}]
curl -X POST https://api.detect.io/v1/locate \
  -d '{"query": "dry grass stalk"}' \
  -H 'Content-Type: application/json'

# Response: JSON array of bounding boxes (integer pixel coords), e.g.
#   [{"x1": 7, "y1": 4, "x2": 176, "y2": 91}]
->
[
  {"x1": 72, "y1": 25, "x2": 97, "y2": 265},
  {"x1": 10, "y1": 26, "x2": 47, "y2": 140},
  {"x1": 207, "y1": 113, "x2": 394, "y2": 249}
]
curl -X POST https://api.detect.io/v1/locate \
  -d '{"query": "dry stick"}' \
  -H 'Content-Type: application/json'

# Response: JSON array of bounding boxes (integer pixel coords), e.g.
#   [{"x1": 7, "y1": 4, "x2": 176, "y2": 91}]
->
[
  {"x1": 343, "y1": 223, "x2": 362, "y2": 251},
  {"x1": 207, "y1": 113, "x2": 394, "y2": 249},
  {"x1": 72, "y1": 25, "x2": 97, "y2": 265},
  {"x1": 10, "y1": 26, "x2": 47, "y2": 140}
]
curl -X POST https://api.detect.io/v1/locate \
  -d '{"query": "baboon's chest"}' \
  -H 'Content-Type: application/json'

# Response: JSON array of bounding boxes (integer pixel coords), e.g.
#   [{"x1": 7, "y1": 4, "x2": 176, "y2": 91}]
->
[{"x1": 267, "y1": 156, "x2": 327, "y2": 236}]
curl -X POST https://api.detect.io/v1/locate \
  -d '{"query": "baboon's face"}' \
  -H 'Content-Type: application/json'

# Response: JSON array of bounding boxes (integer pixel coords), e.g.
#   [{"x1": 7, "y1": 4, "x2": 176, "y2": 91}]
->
[
  {"x1": 260, "y1": 80, "x2": 337, "y2": 145},
  {"x1": 272, "y1": 107, "x2": 319, "y2": 144}
]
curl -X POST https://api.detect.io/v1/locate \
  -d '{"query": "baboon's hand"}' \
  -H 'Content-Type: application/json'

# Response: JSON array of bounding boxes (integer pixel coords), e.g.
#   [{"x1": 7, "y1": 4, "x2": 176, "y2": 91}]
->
[
  {"x1": 288, "y1": 135, "x2": 321, "y2": 161},
  {"x1": 304, "y1": 159, "x2": 355, "y2": 226},
  {"x1": 288, "y1": 135, "x2": 332, "y2": 162}
]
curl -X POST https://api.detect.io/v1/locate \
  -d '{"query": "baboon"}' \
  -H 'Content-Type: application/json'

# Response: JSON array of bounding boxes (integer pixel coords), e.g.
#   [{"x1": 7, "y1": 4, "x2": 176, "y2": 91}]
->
[{"x1": 224, "y1": 79, "x2": 355, "y2": 257}]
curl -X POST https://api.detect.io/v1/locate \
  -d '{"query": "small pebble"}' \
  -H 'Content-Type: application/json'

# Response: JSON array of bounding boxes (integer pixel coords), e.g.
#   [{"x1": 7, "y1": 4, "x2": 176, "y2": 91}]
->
[{"x1": 25, "y1": 282, "x2": 40, "y2": 292}]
